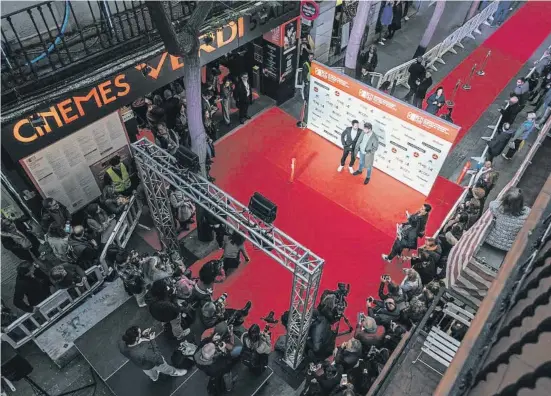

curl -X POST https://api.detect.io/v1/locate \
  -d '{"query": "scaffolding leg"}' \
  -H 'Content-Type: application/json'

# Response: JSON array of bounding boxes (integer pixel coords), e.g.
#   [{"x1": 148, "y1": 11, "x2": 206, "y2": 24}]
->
[
  {"x1": 284, "y1": 264, "x2": 323, "y2": 370},
  {"x1": 134, "y1": 156, "x2": 179, "y2": 253}
]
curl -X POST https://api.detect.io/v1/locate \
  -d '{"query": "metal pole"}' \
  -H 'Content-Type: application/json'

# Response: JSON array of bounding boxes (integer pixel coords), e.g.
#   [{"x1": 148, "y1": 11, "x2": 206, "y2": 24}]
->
[
  {"x1": 446, "y1": 78, "x2": 461, "y2": 108},
  {"x1": 477, "y1": 50, "x2": 491, "y2": 76},
  {"x1": 462, "y1": 63, "x2": 477, "y2": 90}
]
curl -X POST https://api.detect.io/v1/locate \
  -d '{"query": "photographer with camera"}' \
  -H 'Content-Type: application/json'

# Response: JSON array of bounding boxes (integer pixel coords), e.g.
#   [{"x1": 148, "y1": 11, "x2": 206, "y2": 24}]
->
[
  {"x1": 189, "y1": 293, "x2": 252, "y2": 345},
  {"x1": 365, "y1": 295, "x2": 400, "y2": 329},
  {"x1": 241, "y1": 323, "x2": 272, "y2": 375},
  {"x1": 194, "y1": 342, "x2": 235, "y2": 394},
  {"x1": 147, "y1": 279, "x2": 190, "y2": 340},
  {"x1": 354, "y1": 314, "x2": 385, "y2": 351},
  {"x1": 119, "y1": 326, "x2": 187, "y2": 381},
  {"x1": 115, "y1": 250, "x2": 147, "y2": 307},
  {"x1": 301, "y1": 361, "x2": 344, "y2": 396},
  {"x1": 333, "y1": 338, "x2": 362, "y2": 371},
  {"x1": 188, "y1": 260, "x2": 224, "y2": 311},
  {"x1": 378, "y1": 275, "x2": 406, "y2": 310}
]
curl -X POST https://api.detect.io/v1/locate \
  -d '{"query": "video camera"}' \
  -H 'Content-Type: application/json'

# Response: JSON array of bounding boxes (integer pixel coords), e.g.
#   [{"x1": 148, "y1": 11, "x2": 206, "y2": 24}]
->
[
  {"x1": 331, "y1": 282, "x2": 350, "y2": 321},
  {"x1": 260, "y1": 311, "x2": 278, "y2": 335}
]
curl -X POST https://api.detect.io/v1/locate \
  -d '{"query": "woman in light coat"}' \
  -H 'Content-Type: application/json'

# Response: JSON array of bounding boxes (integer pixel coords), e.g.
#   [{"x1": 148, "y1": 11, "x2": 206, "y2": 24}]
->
[{"x1": 486, "y1": 188, "x2": 530, "y2": 251}]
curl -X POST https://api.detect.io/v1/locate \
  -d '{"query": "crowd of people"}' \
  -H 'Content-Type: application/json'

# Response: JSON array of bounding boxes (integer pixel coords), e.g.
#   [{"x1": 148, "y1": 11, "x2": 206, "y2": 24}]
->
[{"x1": 115, "y1": 246, "x2": 270, "y2": 394}]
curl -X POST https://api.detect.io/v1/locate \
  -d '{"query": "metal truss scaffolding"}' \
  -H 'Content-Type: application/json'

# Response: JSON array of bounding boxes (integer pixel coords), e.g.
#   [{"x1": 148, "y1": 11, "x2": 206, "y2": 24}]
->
[{"x1": 131, "y1": 139, "x2": 325, "y2": 369}]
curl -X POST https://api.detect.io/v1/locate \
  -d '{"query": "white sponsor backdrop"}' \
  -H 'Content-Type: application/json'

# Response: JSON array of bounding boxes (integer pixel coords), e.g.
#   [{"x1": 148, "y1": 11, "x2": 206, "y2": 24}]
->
[
  {"x1": 307, "y1": 70, "x2": 458, "y2": 196},
  {"x1": 21, "y1": 112, "x2": 130, "y2": 213}
]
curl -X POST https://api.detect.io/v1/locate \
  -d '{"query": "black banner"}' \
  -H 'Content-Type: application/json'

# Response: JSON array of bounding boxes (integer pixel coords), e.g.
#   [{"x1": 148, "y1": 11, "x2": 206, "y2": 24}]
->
[{"x1": 2, "y1": 2, "x2": 299, "y2": 161}]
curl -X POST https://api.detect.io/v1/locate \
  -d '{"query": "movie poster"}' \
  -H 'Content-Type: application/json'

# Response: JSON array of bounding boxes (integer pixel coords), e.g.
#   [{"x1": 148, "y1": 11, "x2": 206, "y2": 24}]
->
[{"x1": 20, "y1": 112, "x2": 131, "y2": 213}]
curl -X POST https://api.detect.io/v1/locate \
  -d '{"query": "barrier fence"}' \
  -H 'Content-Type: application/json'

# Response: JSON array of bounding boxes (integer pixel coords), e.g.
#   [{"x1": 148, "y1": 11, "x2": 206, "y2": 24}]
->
[
  {"x1": 99, "y1": 194, "x2": 143, "y2": 273},
  {"x1": 378, "y1": 1, "x2": 498, "y2": 90},
  {"x1": 1, "y1": 265, "x2": 105, "y2": 348},
  {"x1": 1, "y1": 194, "x2": 142, "y2": 349}
]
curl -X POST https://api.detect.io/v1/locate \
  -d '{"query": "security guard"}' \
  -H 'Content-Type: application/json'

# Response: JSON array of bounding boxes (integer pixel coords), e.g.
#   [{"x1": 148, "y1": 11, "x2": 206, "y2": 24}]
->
[{"x1": 104, "y1": 156, "x2": 133, "y2": 197}]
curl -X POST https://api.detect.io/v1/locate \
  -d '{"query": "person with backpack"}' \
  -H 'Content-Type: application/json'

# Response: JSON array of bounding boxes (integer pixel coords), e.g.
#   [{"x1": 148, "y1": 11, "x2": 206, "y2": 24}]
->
[
  {"x1": 115, "y1": 250, "x2": 147, "y2": 307},
  {"x1": 67, "y1": 225, "x2": 99, "y2": 269},
  {"x1": 241, "y1": 324, "x2": 271, "y2": 375}
]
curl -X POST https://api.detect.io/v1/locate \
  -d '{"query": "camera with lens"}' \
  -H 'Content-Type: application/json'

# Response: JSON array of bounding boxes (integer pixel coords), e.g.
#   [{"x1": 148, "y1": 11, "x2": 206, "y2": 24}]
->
[{"x1": 214, "y1": 292, "x2": 228, "y2": 313}]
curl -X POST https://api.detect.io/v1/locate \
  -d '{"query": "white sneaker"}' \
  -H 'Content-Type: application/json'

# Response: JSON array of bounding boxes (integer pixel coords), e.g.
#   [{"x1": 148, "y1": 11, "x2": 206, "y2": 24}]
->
[
  {"x1": 382, "y1": 254, "x2": 391, "y2": 262},
  {"x1": 378, "y1": 41, "x2": 385, "y2": 46},
  {"x1": 337, "y1": 165, "x2": 344, "y2": 172},
  {"x1": 348, "y1": 166, "x2": 354, "y2": 174},
  {"x1": 170, "y1": 369, "x2": 188, "y2": 377},
  {"x1": 382, "y1": 37, "x2": 387, "y2": 41},
  {"x1": 481, "y1": 136, "x2": 492, "y2": 141},
  {"x1": 405, "y1": 16, "x2": 410, "y2": 21}
]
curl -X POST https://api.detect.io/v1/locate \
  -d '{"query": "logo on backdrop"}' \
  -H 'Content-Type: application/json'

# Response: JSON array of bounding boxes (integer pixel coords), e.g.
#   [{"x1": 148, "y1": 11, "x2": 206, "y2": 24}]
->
[{"x1": 300, "y1": 0, "x2": 320, "y2": 21}]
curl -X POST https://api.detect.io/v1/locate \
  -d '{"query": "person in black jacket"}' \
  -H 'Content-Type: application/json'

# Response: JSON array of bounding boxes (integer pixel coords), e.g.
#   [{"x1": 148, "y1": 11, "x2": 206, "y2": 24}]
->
[
  {"x1": 404, "y1": 57, "x2": 425, "y2": 102},
  {"x1": 67, "y1": 226, "x2": 99, "y2": 269},
  {"x1": 306, "y1": 310, "x2": 335, "y2": 362},
  {"x1": 194, "y1": 342, "x2": 235, "y2": 393},
  {"x1": 49, "y1": 263, "x2": 86, "y2": 290},
  {"x1": 413, "y1": 71, "x2": 433, "y2": 109},
  {"x1": 1, "y1": 217, "x2": 40, "y2": 261},
  {"x1": 366, "y1": 297, "x2": 400, "y2": 329},
  {"x1": 234, "y1": 73, "x2": 253, "y2": 124},
  {"x1": 333, "y1": 338, "x2": 362, "y2": 371},
  {"x1": 410, "y1": 204, "x2": 432, "y2": 238},
  {"x1": 41, "y1": 198, "x2": 71, "y2": 231},
  {"x1": 13, "y1": 261, "x2": 52, "y2": 313},
  {"x1": 147, "y1": 280, "x2": 189, "y2": 340},
  {"x1": 382, "y1": 215, "x2": 419, "y2": 262},
  {"x1": 497, "y1": 95, "x2": 522, "y2": 130},
  {"x1": 337, "y1": 120, "x2": 362, "y2": 174}
]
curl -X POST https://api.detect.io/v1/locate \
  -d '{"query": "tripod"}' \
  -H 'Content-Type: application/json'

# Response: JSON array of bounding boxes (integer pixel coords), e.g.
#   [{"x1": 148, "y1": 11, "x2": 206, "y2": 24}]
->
[{"x1": 334, "y1": 314, "x2": 354, "y2": 337}]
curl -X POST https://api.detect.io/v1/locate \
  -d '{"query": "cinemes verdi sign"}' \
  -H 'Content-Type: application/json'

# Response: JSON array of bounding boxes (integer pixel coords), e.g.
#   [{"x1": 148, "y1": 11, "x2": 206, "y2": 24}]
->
[{"x1": 3, "y1": 2, "x2": 299, "y2": 160}]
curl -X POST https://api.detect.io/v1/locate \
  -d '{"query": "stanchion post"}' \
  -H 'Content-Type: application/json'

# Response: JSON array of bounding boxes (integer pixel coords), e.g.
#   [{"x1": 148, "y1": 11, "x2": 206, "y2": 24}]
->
[
  {"x1": 296, "y1": 100, "x2": 307, "y2": 129},
  {"x1": 446, "y1": 78, "x2": 461, "y2": 108},
  {"x1": 477, "y1": 50, "x2": 491, "y2": 76},
  {"x1": 462, "y1": 63, "x2": 477, "y2": 90}
]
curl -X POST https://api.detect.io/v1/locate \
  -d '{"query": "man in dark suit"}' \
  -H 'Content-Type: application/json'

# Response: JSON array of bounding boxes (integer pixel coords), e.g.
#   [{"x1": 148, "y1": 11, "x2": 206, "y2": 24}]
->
[
  {"x1": 497, "y1": 95, "x2": 521, "y2": 130},
  {"x1": 234, "y1": 73, "x2": 253, "y2": 124},
  {"x1": 338, "y1": 120, "x2": 362, "y2": 174}
]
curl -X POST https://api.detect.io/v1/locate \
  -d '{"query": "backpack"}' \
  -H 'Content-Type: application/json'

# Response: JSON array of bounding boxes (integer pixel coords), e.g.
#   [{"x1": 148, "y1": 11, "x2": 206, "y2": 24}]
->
[
  {"x1": 171, "y1": 341, "x2": 197, "y2": 369},
  {"x1": 66, "y1": 243, "x2": 79, "y2": 264}
]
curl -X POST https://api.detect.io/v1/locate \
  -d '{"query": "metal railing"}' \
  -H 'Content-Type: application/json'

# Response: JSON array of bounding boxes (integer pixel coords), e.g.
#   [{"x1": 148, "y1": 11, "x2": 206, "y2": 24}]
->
[
  {"x1": 0, "y1": 1, "x2": 255, "y2": 103},
  {"x1": 470, "y1": 52, "x2": 549, "y2": 165},
  {"x1": 1, "y1": 265, "x2": 105, "y2": 348},
  {"x1": 99, "y1": 194, "x2": 143, "y2": 273},
  {"x1": 377, "y1": 1, "x2": 499, "y2": 90}
]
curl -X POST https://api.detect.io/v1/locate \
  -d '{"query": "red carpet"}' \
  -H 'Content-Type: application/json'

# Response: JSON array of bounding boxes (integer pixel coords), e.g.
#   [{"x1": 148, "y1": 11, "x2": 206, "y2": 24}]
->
[
  {"x1": 431, "y1": 1, "x2": 551, "y2": 146},
  {"x1": 191, "y1": 108, "x2": 463, "y2": 340}
]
